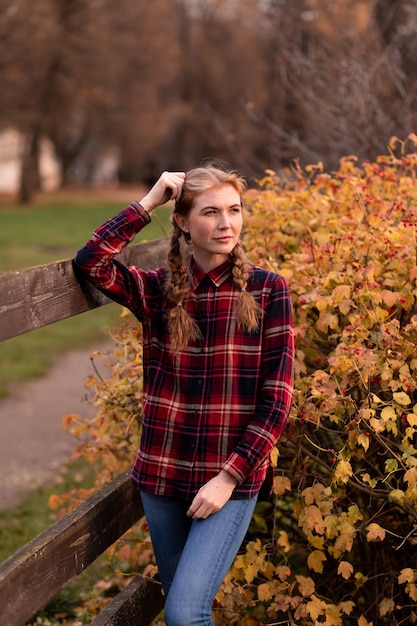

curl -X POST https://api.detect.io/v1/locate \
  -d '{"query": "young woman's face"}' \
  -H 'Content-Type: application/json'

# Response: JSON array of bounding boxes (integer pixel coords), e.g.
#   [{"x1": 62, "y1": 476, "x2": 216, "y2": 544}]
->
[{"x1": 175, "y1": 184, "x2": 243, "y2": 272}]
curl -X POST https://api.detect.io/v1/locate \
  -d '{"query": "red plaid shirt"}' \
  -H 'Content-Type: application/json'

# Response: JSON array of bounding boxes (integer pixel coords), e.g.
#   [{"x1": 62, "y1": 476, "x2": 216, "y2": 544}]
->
[{"x1": 74, "y1": 202, "x2": 294, "y2": 500}]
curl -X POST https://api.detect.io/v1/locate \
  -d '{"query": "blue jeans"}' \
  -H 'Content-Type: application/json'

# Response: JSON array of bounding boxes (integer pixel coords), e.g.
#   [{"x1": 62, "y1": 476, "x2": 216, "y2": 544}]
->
[{"x1": 140, "y1": 492, "x2": 257, "y2": 626}]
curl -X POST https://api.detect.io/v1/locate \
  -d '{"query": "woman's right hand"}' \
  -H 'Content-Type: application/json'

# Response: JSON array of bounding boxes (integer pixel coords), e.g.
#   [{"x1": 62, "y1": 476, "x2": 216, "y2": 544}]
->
[{"x1": 139, "y1": 171, "x2": 186, "y2": 213}]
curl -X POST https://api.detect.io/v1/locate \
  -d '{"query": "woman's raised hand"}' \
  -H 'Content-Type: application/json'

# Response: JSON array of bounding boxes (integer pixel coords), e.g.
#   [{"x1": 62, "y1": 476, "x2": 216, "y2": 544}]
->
[{"x1": 139, "y1": 171, "x2": 186, "y2": 213}]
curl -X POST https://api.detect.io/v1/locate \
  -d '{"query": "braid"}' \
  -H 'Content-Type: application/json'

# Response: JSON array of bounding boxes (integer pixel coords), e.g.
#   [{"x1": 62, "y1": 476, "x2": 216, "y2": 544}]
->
[
  {"x1": 231, "y1": 242, "x2": 263, "y2": 332},
  {"x1": 165, "y1": 222, "x2": 202, "y2": 353}
]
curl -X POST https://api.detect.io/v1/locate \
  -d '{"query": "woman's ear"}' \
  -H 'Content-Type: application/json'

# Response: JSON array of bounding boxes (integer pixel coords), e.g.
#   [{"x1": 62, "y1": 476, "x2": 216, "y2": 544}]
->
[{"x1": 173, "y1": 213, "x2": 189, "y2": 233}]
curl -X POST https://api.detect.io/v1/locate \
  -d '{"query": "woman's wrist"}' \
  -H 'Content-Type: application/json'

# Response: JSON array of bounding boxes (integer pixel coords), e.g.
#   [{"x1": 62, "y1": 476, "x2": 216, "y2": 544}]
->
[
  {"x1": 137, "y1": 194, "x2": 155, "y2": 214},
  {"x1": 218, "y1": 469, "x2": 238, "y2": 486}
]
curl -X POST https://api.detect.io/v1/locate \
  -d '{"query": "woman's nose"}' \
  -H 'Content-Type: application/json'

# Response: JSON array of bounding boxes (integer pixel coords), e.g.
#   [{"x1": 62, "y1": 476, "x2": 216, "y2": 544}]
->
[{"x1": 218, "y1": 212, "x2": 231, "y2": 228}]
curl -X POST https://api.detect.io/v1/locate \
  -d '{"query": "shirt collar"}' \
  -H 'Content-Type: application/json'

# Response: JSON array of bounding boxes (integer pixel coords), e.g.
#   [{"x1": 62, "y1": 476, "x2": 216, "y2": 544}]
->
[{"x1": 188, "y1": 256, "x2": 234, "y2": 289}]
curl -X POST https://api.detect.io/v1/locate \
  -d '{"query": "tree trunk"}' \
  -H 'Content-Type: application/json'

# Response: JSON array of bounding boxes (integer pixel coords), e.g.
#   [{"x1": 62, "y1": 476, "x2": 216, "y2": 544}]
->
[{"x1": 18, "y1": 131, "x2": 41, "y2": 204}]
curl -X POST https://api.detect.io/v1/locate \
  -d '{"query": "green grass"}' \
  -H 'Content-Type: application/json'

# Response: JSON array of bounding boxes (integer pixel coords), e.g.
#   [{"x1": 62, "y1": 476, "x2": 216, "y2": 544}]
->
[
  {"x1": 0, "y1": 457, "x2": 99, "y2": 561},
  {"x1": 0, "y1": 193, "x2": 171, "y2": 396},
  {"x1": 0, "y1": 196, "x2": 170, "y2": 272}
]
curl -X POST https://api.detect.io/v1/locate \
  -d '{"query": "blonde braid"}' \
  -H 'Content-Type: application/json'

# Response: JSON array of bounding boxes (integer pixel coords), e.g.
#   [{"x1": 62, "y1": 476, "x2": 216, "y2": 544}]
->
[
  {"x1": 231, "y1": 242, "x2": 263, "y2": 332},
  {"x1": 165, "y1": 221, "x2": 202, "y2": 353}
]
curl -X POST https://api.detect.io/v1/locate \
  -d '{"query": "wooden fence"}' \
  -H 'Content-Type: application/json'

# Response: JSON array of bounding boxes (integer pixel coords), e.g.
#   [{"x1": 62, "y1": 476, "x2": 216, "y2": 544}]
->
[{"x1": 0, "y1": 238, "x2": 169, "y2": 626}]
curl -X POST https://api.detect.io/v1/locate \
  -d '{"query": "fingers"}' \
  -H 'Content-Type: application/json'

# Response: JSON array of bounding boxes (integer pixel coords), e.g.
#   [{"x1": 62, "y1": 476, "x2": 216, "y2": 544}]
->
[
  {"x1": 159, "y1": 171, "x2": 185, "y2": 202},
  {"x1": 139, "y1": 170, "x2": 185, "y2": 212},
  {"x1": 186, "y1": 473, "x2": 237, "y2": 519},
  {"x1": 187, "y1": 494, "x2": 218, "y2": 520}
]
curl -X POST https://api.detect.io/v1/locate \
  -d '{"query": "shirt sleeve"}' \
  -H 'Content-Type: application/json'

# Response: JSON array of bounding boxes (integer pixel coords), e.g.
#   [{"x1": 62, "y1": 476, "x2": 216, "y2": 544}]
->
[
  {"x1": 222, "y1": 275, "x2": 294, "y2": 484},
  {"x1": 73, "y1": 202, "x2": 154, "y2": 319}
]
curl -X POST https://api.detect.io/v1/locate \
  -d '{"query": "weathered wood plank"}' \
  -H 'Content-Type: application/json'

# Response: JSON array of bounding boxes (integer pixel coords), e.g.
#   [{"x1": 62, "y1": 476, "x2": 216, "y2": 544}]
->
[
  {"x1": 0, "y1": 237, "x2": 169, "y2": 342},
  {"x1": 0, "y1": 470, "x2": 144, "y2": 626},
  {"x1": 90, "y1": 575, "x2": 164, "y2": 626}
]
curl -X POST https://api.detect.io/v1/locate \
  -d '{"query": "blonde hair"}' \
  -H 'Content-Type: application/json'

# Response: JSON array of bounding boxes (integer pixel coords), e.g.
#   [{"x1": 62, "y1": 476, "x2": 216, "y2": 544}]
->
[{"x1": 165, "y1": 164, "x2": 262, "y2": 352}]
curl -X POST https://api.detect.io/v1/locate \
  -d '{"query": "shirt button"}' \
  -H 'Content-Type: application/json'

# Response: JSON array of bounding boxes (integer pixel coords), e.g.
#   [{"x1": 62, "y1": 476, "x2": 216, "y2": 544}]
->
[{"x1": 197, "y1": 379, "x2": 203, "y2": 386}]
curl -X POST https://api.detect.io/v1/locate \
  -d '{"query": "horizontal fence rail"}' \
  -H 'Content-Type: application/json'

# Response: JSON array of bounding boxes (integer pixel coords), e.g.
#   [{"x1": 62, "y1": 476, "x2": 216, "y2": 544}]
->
[
  {"x1": 0, "y1": 237, "x2": 169, "y2": 342},
  {"x1": 0, "y1": 237, "x2": 169, "y2": 625},
  {"x1": 0, "y1": 471, "x2": 163, "y2": 626}
]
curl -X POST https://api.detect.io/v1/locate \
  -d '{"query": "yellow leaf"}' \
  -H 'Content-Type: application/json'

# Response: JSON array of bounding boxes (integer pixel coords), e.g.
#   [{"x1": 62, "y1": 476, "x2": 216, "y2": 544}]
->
[
  {"x1": 307, "y1": 550, "x2": 326, "y2": 573},
  {"x1": 317, "y1": 312, "x2": 339, "y2": 333},
  {"x1": 406, "y1": 582, "x2": 417, "y2": 602},
  {"x1": 370, "y1": 417, "x2": 385, "y2": 433},
  {"x1": 381, "y1": 290, "x2": 399, "y2": 307},
  {"x1": 273, "y1": 475, "x2": 291, "y2": 495},
  {"x1": 388, "y1": 489, "x2": 405, "y2": 504},
  {"x1": 338, "y1": 561, "x2": 354, "y2": 580},
  {"x1": 307, "y1": 533, "x2": 325, "y2": 550},
  {"x1": 350, "y1": 204, "x2": 366, "y2": 224},
  {"x1": 355, "y1": 572, "x2": 369, "y2": 588},
  {"x1": 334, "y1": 532, "x2": 354, "y2": 556},
  {"x1": 244, "y1": 563, "x2": 259, "y2": 584},
  {"x1": 407, "y1": 413, "x2": 417, "y2": 427},
  {"x1": 276, "y1": 565, "x2": 292, "y2": 581},
  {"x1": 339, "y1": 599, "x2": 355, "y2": 615},
  {"x1": 381, "y1": 406, "x2": 396, "y2": 422},
  {"x1": 302, "y1": 505, "x2": 325, "y2": 534},
  {"x1": 332, "y1": 284, "x2": 351, "y2": 302},
  {"x1": 339, "y1": 299, "x2": 355, "y2": 315},
  {"x1": 357, "y1": 433, "x2": 370, "y2": 452},
  {"x1": 379, "y1": 597, "x2": 394, "y2": 617},
  {"x1": 398, "y1": 568, "x2": 415, "y2": 584},
  {"x1": 385, "y1": 458, "x2": 398, "y2": 473},
  {"x1": 366, "y1": 523, "x2": 386, "y2": 542},
  {"x1": 277, "y1": 530, "x2": 291, "y2": 553},
  {"x1": 394, "y1": 391, "x2": 411, "y2": 406},
  {"x1": 358, "y1": 615, "x2": 373, "y2": 626},
  {"x1": 296, "y1": 575, "x2": 315, "y2": 597},
  {"x1": 361, "y1": 473, "x2": 377, "y2": 488},
  {"x1": 404, "y1": 467, "x2": 417, "y2": 488},
  {"x1": 316, "y1": 295, "x2": 330, "y2": 312},
  {"x1": 369, "y1": 306, "x2": 389, "y2": 323},
  {"x1": 257, "y1": 581, "x2": 275, "y2": 602},
  {"x1": 270, "y1": 446, "x2": 279, "y2": 467},
  {"x1": 305, "y1": 594, "x2": 327, "y2": 620},
  {"x1": 334, "y1": 459, "x2": 353, "y2": 484}
]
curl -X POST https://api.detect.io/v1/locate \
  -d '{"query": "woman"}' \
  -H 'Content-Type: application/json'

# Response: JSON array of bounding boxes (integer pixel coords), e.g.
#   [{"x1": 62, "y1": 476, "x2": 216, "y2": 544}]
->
[{"x1": 74, "y1": 165, "x2": 294, "y2": 625}]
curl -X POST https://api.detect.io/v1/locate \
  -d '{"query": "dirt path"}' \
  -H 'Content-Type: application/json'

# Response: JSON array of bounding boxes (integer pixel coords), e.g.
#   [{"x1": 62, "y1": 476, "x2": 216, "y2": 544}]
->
[{"x1": 0, "y1": 345, "x2": 110, "y2": 510}]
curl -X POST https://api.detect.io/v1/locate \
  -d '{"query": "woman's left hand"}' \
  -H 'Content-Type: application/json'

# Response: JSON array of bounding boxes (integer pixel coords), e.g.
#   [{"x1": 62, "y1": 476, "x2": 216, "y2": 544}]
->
[{"x1": 187, "y1": 470, "x2": 238, "y2": 519}]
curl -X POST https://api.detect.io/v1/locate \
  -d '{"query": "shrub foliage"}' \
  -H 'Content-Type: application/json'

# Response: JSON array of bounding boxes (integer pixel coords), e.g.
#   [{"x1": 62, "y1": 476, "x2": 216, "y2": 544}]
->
[{"x1": 61, "y1": 135, "x2": 417, "y2": 625}]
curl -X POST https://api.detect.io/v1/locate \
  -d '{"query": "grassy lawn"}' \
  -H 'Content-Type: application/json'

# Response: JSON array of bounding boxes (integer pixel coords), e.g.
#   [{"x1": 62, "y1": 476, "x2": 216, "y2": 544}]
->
[
  {"x1": 0, "y1": 191, "x2": 171, "y2": 396},
  {"x1": 0, "y1": 457, "x2": 99, "y2": 562}
]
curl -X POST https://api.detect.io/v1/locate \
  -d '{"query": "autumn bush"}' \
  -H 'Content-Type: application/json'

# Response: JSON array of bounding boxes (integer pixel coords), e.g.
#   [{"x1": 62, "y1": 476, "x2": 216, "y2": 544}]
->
[{"x1": 60, "y1": 135, "x2": 417, "y2": 625}]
